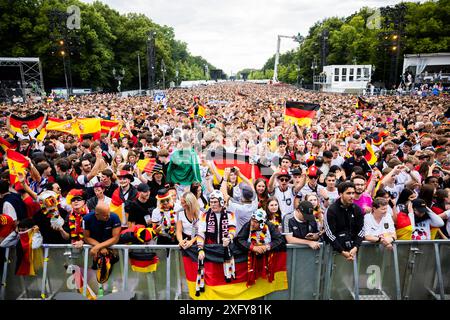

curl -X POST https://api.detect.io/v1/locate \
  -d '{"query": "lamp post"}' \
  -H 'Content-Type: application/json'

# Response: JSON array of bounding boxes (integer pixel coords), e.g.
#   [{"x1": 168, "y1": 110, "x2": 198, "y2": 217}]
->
[
  {"x1": 137, "y1": 53, "x2": 142, "y2": 94},
  {"x1": 311, "y1": 58, "x2": 318, "y2": 91},
  {"x1": 60, "y1": 49, "x2": 69, "y2": 98},
  {"x1": 112, "y1": 67, "x2": 125, "y2": 93},
  {"x1": 147, "y1": 31, "x2": 156, "y2": 91},
  {"x1": 161, "y1": 58, "x2": 166, "y2": 90}
]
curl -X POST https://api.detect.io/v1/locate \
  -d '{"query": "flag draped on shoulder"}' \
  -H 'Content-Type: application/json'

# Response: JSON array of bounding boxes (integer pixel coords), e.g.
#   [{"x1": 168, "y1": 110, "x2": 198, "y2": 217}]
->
[
  {"x1": 6, "y1": 149, "x2": 29, "y2": 185},
  {"x1": 284, "y1": 101, "x2": 320, "y2": 127},
  {"x1": 182, "y1": 244, "x2": 287, "y2": 300},
  {"x1": 9, "y1": 112, "x2": 46, "y2": 141}
]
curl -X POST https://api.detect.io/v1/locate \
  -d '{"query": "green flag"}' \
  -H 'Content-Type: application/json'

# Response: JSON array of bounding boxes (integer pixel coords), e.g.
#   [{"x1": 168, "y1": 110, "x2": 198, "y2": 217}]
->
[{"x1": 166, "y1": 148, "x2": 202, "y2": 185}]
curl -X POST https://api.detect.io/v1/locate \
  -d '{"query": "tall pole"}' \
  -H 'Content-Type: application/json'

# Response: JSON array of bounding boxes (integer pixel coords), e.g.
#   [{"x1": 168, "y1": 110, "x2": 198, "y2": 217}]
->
[
  {"x1": 62, "y1": 53, "x2": 69, "y2": 98},
  {"x1": 138, "y1": 53, "x2": 142, "y2": 93},
  {"x1": 273, "y1": 35, "x2": 281, "y2": 82}
]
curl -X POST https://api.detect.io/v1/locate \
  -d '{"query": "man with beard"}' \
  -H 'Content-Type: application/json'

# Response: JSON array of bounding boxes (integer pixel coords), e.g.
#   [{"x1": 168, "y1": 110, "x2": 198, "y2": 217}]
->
[
  {"x1": 127, "y1": 183, "x2": 155, "y2": 228},
  {"x1": 111, "y1": 170, "x2": 138, "y2": 227},
  {"x1": 351, "y1": 175, "x2": 374, "y2": 215},
  {"x1": 323, "y1": 181, "x2": 364, "y2": 261}
]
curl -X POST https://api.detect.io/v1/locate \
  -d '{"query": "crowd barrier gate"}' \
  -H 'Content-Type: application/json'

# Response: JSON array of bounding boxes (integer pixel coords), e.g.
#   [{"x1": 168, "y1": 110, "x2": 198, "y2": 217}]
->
[{"x1": 0, "y1": 241, "x2": 448, "y2": 300}]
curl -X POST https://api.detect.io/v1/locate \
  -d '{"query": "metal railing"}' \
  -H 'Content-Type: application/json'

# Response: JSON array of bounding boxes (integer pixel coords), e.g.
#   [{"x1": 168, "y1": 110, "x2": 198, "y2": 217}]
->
[{"x1": 1, "y1": 241, "x2": 449, "y2": 300}]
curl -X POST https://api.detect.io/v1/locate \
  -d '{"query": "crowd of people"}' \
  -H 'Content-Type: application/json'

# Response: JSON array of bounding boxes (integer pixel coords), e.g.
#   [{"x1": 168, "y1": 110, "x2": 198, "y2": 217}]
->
[{"x1": 0, "y1": 82, "x2": 449, "y2": 280}]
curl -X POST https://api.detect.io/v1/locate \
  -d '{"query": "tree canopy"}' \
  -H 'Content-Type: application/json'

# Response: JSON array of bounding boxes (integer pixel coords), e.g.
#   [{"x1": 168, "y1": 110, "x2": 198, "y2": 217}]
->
[
  {"x1": 241, "y1": 0, "x2": 449, "y2": 88},
  {"x1": 0, "y1": 0, "x2": 217, "y2": 91}
]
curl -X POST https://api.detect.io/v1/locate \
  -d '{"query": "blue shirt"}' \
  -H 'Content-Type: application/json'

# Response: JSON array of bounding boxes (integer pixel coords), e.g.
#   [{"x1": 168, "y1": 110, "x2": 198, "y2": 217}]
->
[{"x1": 83, "y1": 212, "x2": 121, "y2": 243}]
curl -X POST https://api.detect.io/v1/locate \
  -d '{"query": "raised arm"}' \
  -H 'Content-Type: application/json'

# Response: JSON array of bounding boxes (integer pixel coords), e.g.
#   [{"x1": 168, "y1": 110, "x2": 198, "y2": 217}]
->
[{"x1": 36, "y1": 112, "x2": 48, "y2": 132}]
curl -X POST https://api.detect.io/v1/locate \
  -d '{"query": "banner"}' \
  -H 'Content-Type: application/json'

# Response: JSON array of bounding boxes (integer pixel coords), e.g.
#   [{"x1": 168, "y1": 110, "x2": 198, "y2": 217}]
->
[
  {"x1": 182, "y1": 244, "x2": 287, "y2": 300},
  {"x1": 207, "y1": 151, "x2": 263, "y2": 183}
]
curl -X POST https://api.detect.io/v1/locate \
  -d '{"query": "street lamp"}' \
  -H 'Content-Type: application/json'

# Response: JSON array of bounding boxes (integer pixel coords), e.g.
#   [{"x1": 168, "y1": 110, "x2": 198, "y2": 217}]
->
[
  {"x1": 112, "y1": 67, "x2": 125, "y2": 92},
  {"x1": 60, "y1": 50, "x2": 69, "y2": 98},
  {"x1": 311, "y1": 58, "x2": 318, "y2": 91},
  {"x1": 161, "y1": 59, "x2": 166, "y2": 90}
]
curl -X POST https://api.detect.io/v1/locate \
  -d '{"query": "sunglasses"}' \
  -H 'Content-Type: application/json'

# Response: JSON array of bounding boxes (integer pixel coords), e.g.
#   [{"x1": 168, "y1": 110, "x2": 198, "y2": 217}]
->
[
  {"x1": 160, "y1": 199, "x2": 170, "y2": 204},
  {"x1": 279, "y1": 178, "x2": 290, "y2": 182}
]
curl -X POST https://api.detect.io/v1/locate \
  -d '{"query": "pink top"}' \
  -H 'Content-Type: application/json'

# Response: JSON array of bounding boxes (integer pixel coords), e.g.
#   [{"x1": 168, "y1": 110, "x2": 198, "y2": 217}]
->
[{"x1": 353, "y1": 193, "x2": 373, "y2": 215}]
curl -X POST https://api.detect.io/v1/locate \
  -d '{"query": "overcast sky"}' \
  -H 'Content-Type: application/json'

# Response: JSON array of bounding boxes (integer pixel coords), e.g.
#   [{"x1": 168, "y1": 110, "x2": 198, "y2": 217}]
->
[{"x1": 82, "y1": 0, "x2": 410, "y2": 74}]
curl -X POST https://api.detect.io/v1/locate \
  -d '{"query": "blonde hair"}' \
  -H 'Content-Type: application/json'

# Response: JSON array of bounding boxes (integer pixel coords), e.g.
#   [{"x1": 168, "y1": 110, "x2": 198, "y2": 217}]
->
[{"x1": 182, "y1": 192, "x2": 200, "y2": 218}]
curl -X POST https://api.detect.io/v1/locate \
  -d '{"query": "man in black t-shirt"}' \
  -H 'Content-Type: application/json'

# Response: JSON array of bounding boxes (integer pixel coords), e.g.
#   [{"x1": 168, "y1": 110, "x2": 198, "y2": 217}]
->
[
  {"x1": 126, "y1": 183, "x2": 155, "y2": 227},
  {"x1": 282, "y1": 201, "x2": 321, "y2": 250}
]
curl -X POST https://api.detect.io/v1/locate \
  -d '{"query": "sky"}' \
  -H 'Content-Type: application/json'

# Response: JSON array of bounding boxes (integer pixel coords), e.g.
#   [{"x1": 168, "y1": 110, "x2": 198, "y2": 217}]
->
[{"x1": 82, "y1": 0, "x2": 410, "y2": 74}]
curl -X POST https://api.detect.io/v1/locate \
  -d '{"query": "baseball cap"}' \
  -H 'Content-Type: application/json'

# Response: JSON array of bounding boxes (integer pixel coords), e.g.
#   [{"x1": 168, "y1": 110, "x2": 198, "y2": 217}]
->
[
  {"x1": 137, "y1": 183, "x2": 150, "y2": 192},
  {"x1": 307, "y1": 165, "x2": 321, "y2": 178},
  {"x1": 278, "y1": 169, "x2": 291, "y2": 178},
  {"x1": 291, "y1": 168, "x2": 302, "y2": 176},
  {"x1": 412, "y1": 198, "x2": 428, "y2": 214},
  {"x1": 240, "y1": 184, "x2": 254, "y2": 201},
  {"x1": 297, "y1": 201, "x2": 316, "y2": 223}
]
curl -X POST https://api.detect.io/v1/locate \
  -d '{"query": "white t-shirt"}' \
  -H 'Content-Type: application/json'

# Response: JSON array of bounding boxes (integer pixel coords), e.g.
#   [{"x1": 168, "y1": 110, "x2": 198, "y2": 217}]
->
[
  {"x1": 273, "y1": 186, "x2": 295, "y2": 219},
  {"x1": 363, "y1": 213, "x2": 396, "y2": 237},
  {"x1": 77, "y1": 175, "x2": 100, "y2": 188},
  {"x1": 151, "y1": 207, "x2": 179, "y2": 238},
  {"x1": 14, "y1": 129, "x2": 39, "y2": 141},
  {"x1": 227, "y1": 197, "x2": 258, "y2": 234},
  {"x1": 178, "y1": 210, "x2": 198, "y2": 238},
  {"x1": 331, "y1": 156, "x2": 345, "y2": 168},
  {"x1": 300, "y1": 183, "x2": 325, "y2": 199},
  {"x1": 383, "y1": 184, "x2": 403, "y2": 202}
]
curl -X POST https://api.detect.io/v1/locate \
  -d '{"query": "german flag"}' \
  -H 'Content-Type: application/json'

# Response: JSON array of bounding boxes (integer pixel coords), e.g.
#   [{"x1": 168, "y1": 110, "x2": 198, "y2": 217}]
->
[
  {"x1": 396, "y1": 212, "x2": 412, "y2": 240},
  {"x1": 9, "y1": 111, "x2": 46, "y2": 141},
  {"x1": 207, "y1": 151, "x2": 263, "y2": 183},
  {"x1": 15, "y1": 228, "x2": 43, "y2": 276},
  {"x1": 6, "y1": 149, "x2": 29, "y2": 185},
  {"x1": 129, "y1": 251, "x2": 159, "y2": 273},
  {"x1": 364, "y1": 140, "x2": 377, "y2": 165},
  {"x1": 182, "y1": 244, "x2": 287, "y2": 300},
  {"x1": 355, "y1": 96, "x2": 373, "y2": 109},
  {"x1": 137, "y1": 158, "x2": 156, "y2": 174},
  {"x1": 284, "y1": 101, "x2": 320, "y2": 127}
]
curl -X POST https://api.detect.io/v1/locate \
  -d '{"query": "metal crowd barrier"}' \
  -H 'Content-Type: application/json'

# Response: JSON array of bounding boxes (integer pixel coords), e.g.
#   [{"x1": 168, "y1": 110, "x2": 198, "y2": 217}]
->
[{"x1": 1, "y1": 241, "x2": 449, "y2": 300}]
